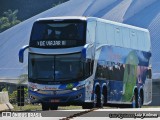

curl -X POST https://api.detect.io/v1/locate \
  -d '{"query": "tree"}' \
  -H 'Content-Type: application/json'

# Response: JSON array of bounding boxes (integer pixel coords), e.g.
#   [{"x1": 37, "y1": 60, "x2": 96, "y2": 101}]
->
[
  {"x1": 0, "y1": 17, "x2": 11, "y2": 32},
  {"x1": 0, "y1": 9, "x2": 21, "y2": 33}
]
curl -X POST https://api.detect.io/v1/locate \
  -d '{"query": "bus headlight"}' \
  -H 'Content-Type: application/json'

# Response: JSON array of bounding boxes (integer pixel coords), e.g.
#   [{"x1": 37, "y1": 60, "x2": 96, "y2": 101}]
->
[
  {"x1": 34, "y1": 89, "x2": 38, "y2": 92},
  {"x1": 29, "y1": 87, "x2": 39, "y2": 92},
  {"x1": 72, "y1": 88, "x2": 77, "y2": 91},
  {"x1": 72, "y1": 84, "x2": 85, "y2": 91}
]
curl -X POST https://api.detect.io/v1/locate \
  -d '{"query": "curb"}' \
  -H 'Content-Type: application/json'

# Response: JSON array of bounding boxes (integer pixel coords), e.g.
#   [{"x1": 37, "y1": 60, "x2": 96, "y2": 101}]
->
[{"x1": 0, "y1": 92, "x2": 14, "y2": 111}]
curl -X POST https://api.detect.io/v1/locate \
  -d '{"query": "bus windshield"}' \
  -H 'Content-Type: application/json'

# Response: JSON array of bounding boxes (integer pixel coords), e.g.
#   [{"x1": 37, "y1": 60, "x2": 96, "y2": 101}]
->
[
  {"x1": 28, "y1": 53, "x2": 83, "y2": 81},
  {"x1": 30, "y1": 20, "x2": 86, "y2": 48}
]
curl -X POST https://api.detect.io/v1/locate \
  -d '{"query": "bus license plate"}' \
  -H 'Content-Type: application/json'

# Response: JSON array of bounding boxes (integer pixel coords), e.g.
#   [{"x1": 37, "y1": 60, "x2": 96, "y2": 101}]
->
[{"x1": 51, "y1": 99, "x2": 59, "y2": 103}]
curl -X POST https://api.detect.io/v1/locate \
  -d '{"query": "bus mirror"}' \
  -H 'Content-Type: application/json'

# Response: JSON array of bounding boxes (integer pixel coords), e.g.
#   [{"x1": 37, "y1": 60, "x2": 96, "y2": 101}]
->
[
  {"x1": 81, "y1": 44, "x2": 89, "y2": 60},
  {"x1": 82, "y1": 48, "x2": 86, "y2": 59},
  {"x1": 19, "y1": 45, "x2": 29, "y2": 63}
]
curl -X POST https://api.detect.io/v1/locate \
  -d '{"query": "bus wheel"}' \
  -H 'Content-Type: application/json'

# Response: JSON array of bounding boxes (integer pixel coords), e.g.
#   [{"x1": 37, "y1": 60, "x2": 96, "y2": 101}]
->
[
  {"x1": 103, "y1": 87, "x2": 107, "y2": 106},
  {"x1": 138, "y1": 96, "x2": 142, "y2": 108},
  {"x1": 82, "y1": 93, "x2": 98, "y2": 108},
  {"x1": 42, "y1": 103, "x2": 49, "y2": 111},
  {"x1": 50, "y1": 103, "x2": 58, "y2": 110},
  {"x1": 100, "y1": 93, "x2": 104, "y2": 108},
  {"x1": 82, "y1": 89, "x2": 101, "y2": 109},
  {"x1": 132, "y1": 90, "x2": 139, "y2": 108},
  {"x1": 138, "y1": 91, "x2": 143, "y2": 108},
  {"x1": 95, "y1": 90, "x2": 101, "y2": 108},
  {"x1": 82, "y1": 103, "x2": 93, "y2": 109},
  {"x1": 139, "y1": 90, "x2": 144, "y2": 108},
  {"x1": 93, "y1": 93, "x2": 98, "y2": 108}
]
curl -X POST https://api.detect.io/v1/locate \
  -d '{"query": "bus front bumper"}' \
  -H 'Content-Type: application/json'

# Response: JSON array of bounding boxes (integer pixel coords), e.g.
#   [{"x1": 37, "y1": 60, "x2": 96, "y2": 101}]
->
[{"x1": 28, "y1": 88, "x2": 85, "y2": 105}]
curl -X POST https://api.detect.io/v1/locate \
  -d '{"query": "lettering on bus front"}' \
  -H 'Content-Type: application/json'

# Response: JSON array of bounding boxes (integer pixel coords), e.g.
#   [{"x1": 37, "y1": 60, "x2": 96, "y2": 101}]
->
[{"x1": 37, "y1": 40, "x2": 66, "y2": 47}]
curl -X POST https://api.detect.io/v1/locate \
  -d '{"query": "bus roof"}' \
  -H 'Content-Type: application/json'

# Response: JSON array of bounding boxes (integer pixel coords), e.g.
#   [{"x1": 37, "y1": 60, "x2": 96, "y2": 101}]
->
[
  {"x1": 36, "y1": 16, "x2": 87, "y2": 21},
  {"x1": 36, "y1": 16, "x2": 148, "y2": 33},
  {"x1": 89, "y1": 17, "x2": 149, "y2": 32}
]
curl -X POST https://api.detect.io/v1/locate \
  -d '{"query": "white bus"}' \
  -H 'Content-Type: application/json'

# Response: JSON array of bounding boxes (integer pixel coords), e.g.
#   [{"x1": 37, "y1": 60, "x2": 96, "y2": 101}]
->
[{"x1": 19, "y1": 16, "x2": 152, "y2": 110}]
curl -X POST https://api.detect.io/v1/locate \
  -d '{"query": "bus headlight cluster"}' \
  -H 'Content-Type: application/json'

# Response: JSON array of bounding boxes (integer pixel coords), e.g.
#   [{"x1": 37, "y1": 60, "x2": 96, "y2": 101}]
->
[
  {"x1": 72, "y1": 84, "x2": 85, "y2": 91},
  {"x1": 29, "y1": 87, "x2": 35, "y2": 91}
]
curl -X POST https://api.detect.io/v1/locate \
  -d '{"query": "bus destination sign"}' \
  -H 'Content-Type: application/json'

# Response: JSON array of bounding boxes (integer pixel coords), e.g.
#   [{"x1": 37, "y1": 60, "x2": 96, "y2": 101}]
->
[
  {"x1": 29, "y1": 40, "x2": 80, "y2": 48},
  {"x1": 37, "y1": 40, "x2": 66, "y2": 47}
]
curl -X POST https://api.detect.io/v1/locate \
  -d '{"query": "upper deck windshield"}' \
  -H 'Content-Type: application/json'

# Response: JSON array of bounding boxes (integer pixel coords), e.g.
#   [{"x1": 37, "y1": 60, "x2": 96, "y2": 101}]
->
[
  {"x1": 28, "y1": 53, "x2": 84, "y2": 82},
  {"x1": 30, "y1": 20, "x2": 86, "y2": 48}
]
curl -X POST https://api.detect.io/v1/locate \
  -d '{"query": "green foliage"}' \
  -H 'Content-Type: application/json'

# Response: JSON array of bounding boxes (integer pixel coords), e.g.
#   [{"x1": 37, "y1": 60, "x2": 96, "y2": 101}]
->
[
  {"x1": 2, "y1": 84, "x2": 29, "y2": 104},
  {"x1": 0, "y1": 17, "x2": 11, "y2": 32},
  {"x1": 18, "y1": 74, "x2": 28, "y2": 84},
  {"x1": 2, "y1": 87, "x2": 7, "y2": 91},
  {"x1": 9, "y1": 90, "x2": 17, "y2": 104},
  {"x1": 8, "y1": 87, "x2": 29, "y2": 104},
  {"x1": 13, "y1": 104, "x2": 42, "y2": 111},
  {"x1": 0, "y1": 9, "x2": 21, "y2": 33},
  {"x1": 24, "y1": 87, "x2": 28, "y2": 102}
]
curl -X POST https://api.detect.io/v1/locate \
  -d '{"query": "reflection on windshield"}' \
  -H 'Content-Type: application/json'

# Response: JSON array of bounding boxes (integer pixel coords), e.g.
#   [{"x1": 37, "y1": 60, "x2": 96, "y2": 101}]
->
[
  {"x1": 31, "y1": 22, "x2": 85, "y2": 41},
  {"x1": 29, "y1": 53, "x2": 83, "y2": 81}
]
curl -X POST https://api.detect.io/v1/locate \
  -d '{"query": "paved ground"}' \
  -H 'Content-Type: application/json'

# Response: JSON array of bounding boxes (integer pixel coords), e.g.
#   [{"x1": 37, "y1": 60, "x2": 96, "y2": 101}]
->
[{"x1": 0, "y1": 108, "x2": 160, "y2": 120}]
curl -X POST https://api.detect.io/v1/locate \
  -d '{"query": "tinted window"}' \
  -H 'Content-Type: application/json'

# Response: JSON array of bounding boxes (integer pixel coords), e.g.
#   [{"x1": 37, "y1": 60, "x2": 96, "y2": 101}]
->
[
  {"x1": 30, "y1": 20, "x2": 86, "y2": 48},
  {"x1": 96, "y1": 61, "x2": 125, "y2": 81}
]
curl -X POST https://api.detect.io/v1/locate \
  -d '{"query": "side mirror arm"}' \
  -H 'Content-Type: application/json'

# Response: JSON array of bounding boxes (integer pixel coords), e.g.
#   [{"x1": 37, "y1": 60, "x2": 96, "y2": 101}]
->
[{"x1": 19, "y1": 45, "x2": 29, "y2": 63}]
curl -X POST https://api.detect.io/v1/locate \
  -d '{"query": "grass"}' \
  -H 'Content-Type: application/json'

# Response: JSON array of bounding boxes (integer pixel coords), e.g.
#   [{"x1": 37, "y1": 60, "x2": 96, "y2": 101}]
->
[
  {"x1": 12, "y1": 104, "x2": 82, "y2": 111},
  {"x1": 12, "y1": 104, "x2": 160, "y2": 111},
  {"x1": 13, "y1": 104, "x2": 42, "y2": 111},
  {"x1": 142, "y1": 106, "x2": 160, "y2": 108}
]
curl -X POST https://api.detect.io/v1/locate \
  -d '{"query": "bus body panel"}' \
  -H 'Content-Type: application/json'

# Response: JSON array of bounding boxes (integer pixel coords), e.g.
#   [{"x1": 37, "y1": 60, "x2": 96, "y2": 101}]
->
[
  {"x1": 28, "y1": 80, "x2": 86, "y2": 104},
  {"x1": 94, "y1": 17, "x2": 150, "y2": 52},
  {"x1": 19, "y1": 16, "x2": 152, "y2": 107},
  {"x1": 95, "y1": 45, "x2": 151, "y2": 103}
]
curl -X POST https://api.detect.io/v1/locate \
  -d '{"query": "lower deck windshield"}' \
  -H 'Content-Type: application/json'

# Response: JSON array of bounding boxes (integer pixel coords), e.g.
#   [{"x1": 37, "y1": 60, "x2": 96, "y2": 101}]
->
[{"x1": 29, "y1": 53, "x2": 84, "y2": 82}]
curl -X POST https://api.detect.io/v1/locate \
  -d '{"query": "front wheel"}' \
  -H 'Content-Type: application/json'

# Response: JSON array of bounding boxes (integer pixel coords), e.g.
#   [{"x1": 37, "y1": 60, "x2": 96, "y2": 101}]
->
[
  {"x1": 42, "y1": 103, "x2": 49, "y2": 111},
  {"x1": 82, "y1": 92, "x2": 101, "y2": 109},
  {"x1": 82, "y1": 103, "x2": 94, "y2": 109},
  {"x1": 82, "y1": 93, "x2": 98, "y2": 109},
  {"x1": 50, "y1": 104, "x2": 58, "y2": 110}
]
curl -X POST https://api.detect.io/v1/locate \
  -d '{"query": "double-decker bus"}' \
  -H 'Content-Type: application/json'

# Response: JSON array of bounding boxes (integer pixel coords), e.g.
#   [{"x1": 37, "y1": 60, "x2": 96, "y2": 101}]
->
[{"x1": 19, "y1": 16, "x2": 152, "y2": 110}]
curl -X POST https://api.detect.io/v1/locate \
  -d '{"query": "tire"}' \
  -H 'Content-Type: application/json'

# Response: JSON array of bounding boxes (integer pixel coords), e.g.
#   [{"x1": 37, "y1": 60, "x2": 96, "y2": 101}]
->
[
  {"x1": 82, "y1": 87, "x2": 102, "y2": 109},
  {"x1": 82, "y1": 92, "x2": 100, "y2": 109},
  {"x1": 138, "y1": 91, "x2": 143, "y2": 108},
  {"x1": 50, "y1": 104, "x2": 58, "y2": 110},
  {"x1": 100, "y1": 93, "x2": 104, "y2": 108},
  {"x1": 82, "y1": 103, "x2": 93, "y2": 109},
  {"x1": 96, "y1": 91, "x2": 101, "y2": 108},
  {"x1": 42, "y1": 103, "x2": 49, "y2": 111},
  {"x1": 82, "y1": 93, "x2": 97, "y2": 109},
  {"x1": 103, "y1": 88, "x2": 107, "y2": 106},
  {"x1": 132, "y1": 91, "x2": 139, "y2": 108},
  {"x1": 139, "y1": 90, "x2": 144, "y2": 107},
  {"x1": 93, "y1": 93, "x2": 98, "y2": 108},
  {"x1": 135, "y1": 92, "x2": 139, "y2": 108},
  {"x1": 138, "y1": 96, "x2": 142, "y2": 108}
]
